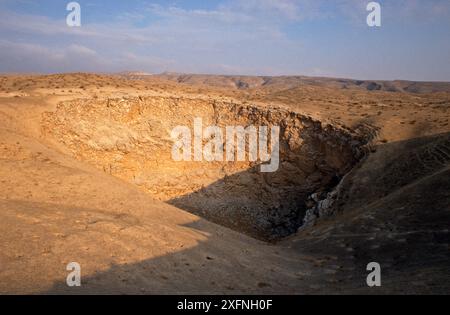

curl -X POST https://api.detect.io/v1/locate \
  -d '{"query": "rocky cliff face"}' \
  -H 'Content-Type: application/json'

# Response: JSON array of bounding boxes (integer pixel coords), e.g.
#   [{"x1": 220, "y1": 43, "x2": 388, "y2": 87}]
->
[{"x1": 42, "y1": 96, "x2": 371, "y2": 240}]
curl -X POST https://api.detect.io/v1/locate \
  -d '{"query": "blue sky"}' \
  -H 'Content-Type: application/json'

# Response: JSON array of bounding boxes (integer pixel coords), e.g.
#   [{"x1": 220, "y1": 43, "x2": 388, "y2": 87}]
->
[{"x1": 0, "y1": 0, "x2": 449, "y2": 81}]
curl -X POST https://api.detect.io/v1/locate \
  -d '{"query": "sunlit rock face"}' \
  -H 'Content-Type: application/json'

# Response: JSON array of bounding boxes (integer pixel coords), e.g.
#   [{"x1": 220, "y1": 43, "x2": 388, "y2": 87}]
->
[{"x1": 42, "y1": 96, "x2": 370, "y2": 240}]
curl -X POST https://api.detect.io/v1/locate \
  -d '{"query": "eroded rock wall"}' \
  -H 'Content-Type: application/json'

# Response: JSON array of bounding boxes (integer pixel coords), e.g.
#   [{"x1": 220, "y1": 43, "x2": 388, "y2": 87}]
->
[{"x1": 42, "y1": 96, "x2": 369, "y2": 240}]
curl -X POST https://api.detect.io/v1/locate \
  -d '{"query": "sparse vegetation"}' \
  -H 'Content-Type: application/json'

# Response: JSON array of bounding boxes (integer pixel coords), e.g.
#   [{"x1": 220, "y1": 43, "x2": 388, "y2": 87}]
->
[{"x1": 0, "y1": 73, "x2": 449, "y2": 294}]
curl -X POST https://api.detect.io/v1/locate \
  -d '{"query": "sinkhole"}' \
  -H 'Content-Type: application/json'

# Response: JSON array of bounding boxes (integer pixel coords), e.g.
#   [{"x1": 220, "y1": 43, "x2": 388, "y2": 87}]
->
[{"x1": 42, "y1": 96, "x2": 371, "y2": 240}]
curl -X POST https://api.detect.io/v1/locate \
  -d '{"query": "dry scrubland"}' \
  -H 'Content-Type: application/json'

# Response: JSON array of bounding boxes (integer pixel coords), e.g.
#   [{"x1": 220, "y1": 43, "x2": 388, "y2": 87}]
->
[{"x1": 0, "y1": 73, "x2": 449, "y2": 294}]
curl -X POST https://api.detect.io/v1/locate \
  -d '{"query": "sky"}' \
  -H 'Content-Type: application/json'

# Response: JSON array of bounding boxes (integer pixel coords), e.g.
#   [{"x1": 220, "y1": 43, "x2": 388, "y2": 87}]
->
[{"x1": 0, "y1": 0, "x2": 449, "y2": 81}]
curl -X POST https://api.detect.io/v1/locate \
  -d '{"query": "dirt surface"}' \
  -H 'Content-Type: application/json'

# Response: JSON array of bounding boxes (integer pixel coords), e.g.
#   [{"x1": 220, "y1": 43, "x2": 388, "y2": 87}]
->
[{"x1": 0, "y1": 73, "x2": 449, "y2": 294}]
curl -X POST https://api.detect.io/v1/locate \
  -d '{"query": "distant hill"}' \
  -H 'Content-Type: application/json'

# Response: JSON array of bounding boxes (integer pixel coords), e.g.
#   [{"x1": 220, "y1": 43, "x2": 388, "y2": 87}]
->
[{"x1": 144, "y1": 73, "x2": 450, "y2": 94}]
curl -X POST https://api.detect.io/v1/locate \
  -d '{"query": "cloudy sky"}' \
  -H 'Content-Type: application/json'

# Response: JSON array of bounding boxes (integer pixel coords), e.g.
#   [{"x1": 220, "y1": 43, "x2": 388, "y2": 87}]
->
[{"x1": 0, "y1": 0, "x2": 449, "y2": 80}]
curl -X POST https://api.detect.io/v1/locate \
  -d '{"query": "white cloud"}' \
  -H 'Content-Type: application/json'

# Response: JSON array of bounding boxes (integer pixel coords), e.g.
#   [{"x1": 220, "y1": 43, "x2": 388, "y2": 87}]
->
[
  {"x1": 0, "y1": 0, "x2": 449, "y2": 79},
  {"x1": 0, "y1": 39, "x2": 173, "y2": 73}
]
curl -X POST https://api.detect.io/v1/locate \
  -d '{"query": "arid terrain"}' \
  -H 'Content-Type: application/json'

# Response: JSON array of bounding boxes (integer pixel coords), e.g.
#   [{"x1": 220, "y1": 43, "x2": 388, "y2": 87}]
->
[{"x1": 0, "y1": 73, "x2": 449, "y2": 294}]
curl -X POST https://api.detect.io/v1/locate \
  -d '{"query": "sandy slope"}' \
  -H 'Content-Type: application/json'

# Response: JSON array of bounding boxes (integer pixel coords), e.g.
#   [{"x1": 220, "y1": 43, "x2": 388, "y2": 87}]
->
[
  {"x1": 0, "y1": 95, "x2": 313, "y2": 294},
  {"x1": 0, "y1": 74, "x2": 449, "y2": 294}
]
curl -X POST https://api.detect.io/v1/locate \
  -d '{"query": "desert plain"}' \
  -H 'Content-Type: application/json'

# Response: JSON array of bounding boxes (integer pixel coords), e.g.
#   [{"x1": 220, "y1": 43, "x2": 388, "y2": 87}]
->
[{"x1": 0, "y1": 72, "x2": 449, "y2": 294}]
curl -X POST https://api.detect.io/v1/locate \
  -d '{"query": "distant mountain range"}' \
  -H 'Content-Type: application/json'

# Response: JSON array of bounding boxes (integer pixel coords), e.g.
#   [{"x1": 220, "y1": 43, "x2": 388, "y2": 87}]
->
[{"x1": 119, "y1": 72, "x2": 450, "y2": 94}]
